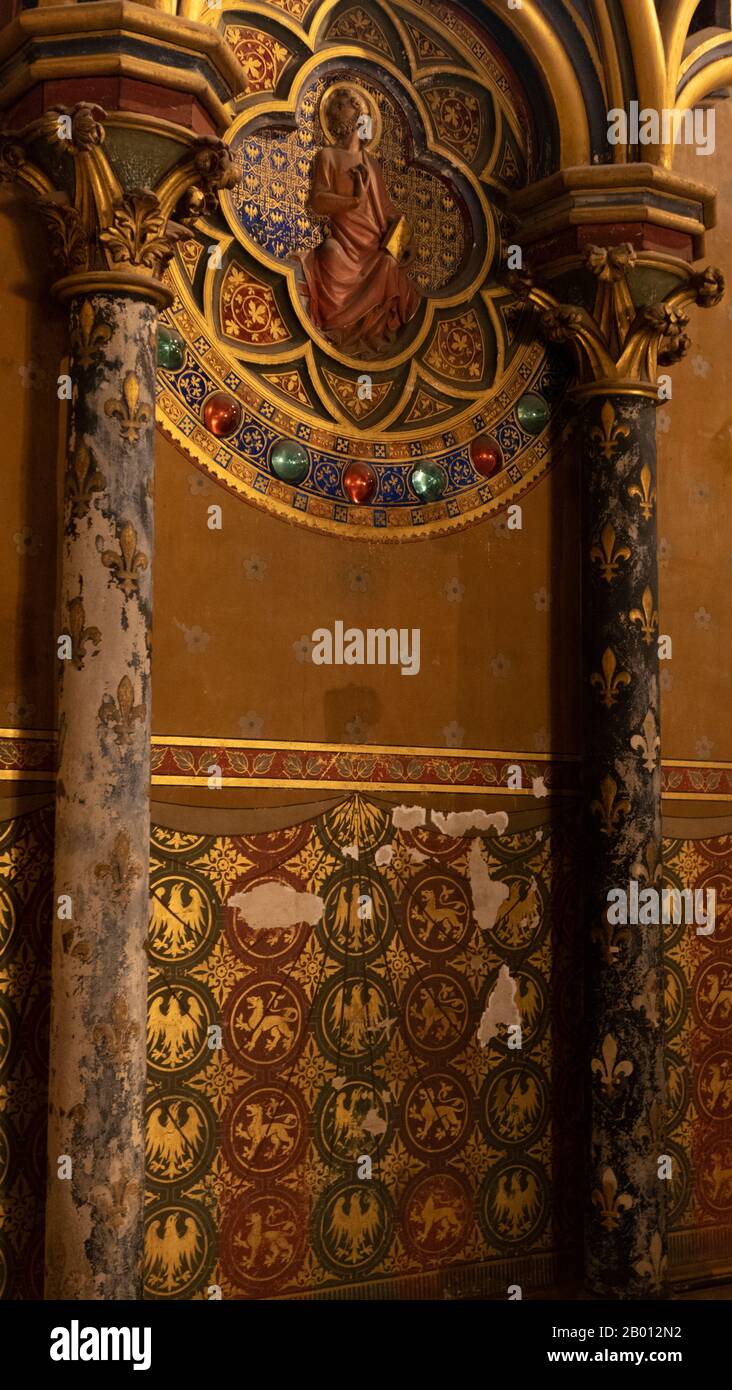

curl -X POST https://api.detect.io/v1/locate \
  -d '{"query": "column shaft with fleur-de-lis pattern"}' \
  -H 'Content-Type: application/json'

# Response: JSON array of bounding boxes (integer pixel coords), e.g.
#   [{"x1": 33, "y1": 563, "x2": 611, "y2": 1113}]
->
[
  {"x1": 581, "y1": 392, "x2": 666, "y2": 1298},
  {"x1": 510, "y1": 240, "x2": 725, "y2": 1299},
  {"x1": 46, "y1": 292, "x2": 156, "y2": 1298},
  {"x1": 0, "y1": 96, "x2": 239, "y2": 1298}
]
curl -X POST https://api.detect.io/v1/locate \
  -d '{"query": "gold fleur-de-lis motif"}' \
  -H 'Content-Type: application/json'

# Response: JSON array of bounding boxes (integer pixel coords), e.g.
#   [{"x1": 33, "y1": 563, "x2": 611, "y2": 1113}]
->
[
  {"x1": 629, "y1": 586, "x2": 659, "y2": 645},
  {"x1": 633, "y1": 1230, "x2": 667, "y2": 1293},
  {"x1": 591, "y1": 1167, "x2": 633, "y2": 1230},
  {"x1": 590, "y1": 521, "x2": 631, "y2": 583},
  {"x1": 591, "y1": 912, "x2": 631, "y2": 966},
  {"x1": 94, "y1": 830, "x2": 141, "y2": 907},
  {"x1": 104, "y1": 373, "x2": 152, "y2": 444},
  {"x1": 589, "y1": 400, "x2": 631, "y2": 460},
  {"x1": 631, "y1": 838, "x2": 663, "y2": 887},
  {"x1": 92, "y1": 994, "x2": 140, "y2": 1066},
  {"x1": 630, "y1": 708, "x2": 660, "y2": 771},
  {"x1": 591, "y1": 774, "x2": 631, "y2": 836},
  {"x1": 100, "y1": 521, "x2": 148, "y2": 597},
  {"x1": 632, "y1": 967, "x2": 661, "y2": 1027},
  {"x1": 66, "y1": 595, "x2": 101, "y2": 670},
  {"x1": 70, "y1": 299, "x2": 112, "y2": 369},
  {"x1": 98, "y1": 675, "x2": 145, "y2": 747},
  {"x1": 591, "y1": 1033, "x2": 634, "y2": 1095},
  {"x1": 636, "y1": 1098, "x2": 664, "y2": 1148},
  {"x1": 590, "y1": 647, "x2": 631, "y2": 708},
  {"x1": 90, "y1": 1171, "x2": 141, "y2": 1233},
  {"x1": 60, "y1": 923, "x2": 91, "y2": 962},
  {"x1": 65, "y1": 442, "x2": 107, "y2": 519},
  {"x1": 627, "y1": 463, "x2": 656, "y2": 520}
]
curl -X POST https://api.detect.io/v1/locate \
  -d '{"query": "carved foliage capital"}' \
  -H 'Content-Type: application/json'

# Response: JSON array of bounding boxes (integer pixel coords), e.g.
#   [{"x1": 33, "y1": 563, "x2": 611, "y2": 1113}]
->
[
  {"x1": 0, "y1": 104, "x2": 237, "y2": 285},
  {"x1": 510, "y1": 243, "x2": 725, "y2": 393}
]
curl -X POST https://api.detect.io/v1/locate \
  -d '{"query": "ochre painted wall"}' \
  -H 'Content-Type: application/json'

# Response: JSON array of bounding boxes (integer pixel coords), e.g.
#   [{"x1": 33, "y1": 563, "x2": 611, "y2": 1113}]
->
[{"x1": 3, "y1": 115, "x2": 732, "y2": 763}]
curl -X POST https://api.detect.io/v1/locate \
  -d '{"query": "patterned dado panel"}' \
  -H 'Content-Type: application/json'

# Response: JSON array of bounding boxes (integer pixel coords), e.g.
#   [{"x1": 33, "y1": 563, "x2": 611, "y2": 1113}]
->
[
  {"x1": 156, "y1": 0, "x2": 573, "y2": 538},
  {"x1": 0, "y1": 807, "x2": 52, "y2": 1300},
  {"x1": 664, "y1": 834, "x2": 732, "y2": 1277},
  {"x1": 1, "y1": 800, "x2": 730, "y2": 1297},
  {"x1": 144, "y1": 795, "x2": 580, "y2": 1298}
]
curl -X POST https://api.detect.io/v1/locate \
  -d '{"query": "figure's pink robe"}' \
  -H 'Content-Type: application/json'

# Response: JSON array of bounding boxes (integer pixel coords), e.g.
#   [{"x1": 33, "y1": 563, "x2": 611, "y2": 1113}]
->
[{"x1": 298, "y1": 148, "x2": 420, "y2": 354}]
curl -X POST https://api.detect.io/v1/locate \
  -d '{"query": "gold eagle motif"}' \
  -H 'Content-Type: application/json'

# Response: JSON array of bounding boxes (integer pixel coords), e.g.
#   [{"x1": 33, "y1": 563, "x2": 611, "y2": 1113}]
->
[
  {"x1": 144, "y1": 1212, "x2": 202, "y2": 1293},
  {"x1": 146, "y1": 1099, "x2": 205, "y2": 1179},
  {"x1": 327, "y1": 1190, "x2": 381, "y2": 1263},
  {"x1": 149, "y1": 881, "x2": 208, "y2": 957},
  {"x1": 327, "y1": 981, "x2": 385, "y2": 1054},
  {"x1": 492, "y1": 1170, "x2": 541, "y2": 1238},
  {"x1": 147, "y1": 989, "x2": 205, "y2": 1068}
]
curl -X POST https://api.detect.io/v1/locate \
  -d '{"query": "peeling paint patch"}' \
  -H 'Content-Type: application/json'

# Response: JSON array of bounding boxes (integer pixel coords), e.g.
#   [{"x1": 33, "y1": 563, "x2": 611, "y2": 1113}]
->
[
  {"x1": 477, "y1": 964, "x2": 520, "y2": 1048},
  {"x1": 374, "y1": 844, "x2": 394, "y2": 866},
  {"x1": 431, "y1": 808, "x2": 508, "y2": 836},
  {"x1": 229, "y1": 881, "x2": 324, "y2": 931},
  {"x1": 341, "y1": 842, "x2": 359, "y2": 860},
  {"x1": 391, "y1": 804, "x2": 426, "y2": 830},
  {"x1": 362, "y1": 1108, "x2": 387, "y2": 1137},
  {"x1": 467, "y1": 839, "x2": 510, "y2": 930},
  {"x1": 532, "y1": 776, "x2": 548, "y2": 799}
]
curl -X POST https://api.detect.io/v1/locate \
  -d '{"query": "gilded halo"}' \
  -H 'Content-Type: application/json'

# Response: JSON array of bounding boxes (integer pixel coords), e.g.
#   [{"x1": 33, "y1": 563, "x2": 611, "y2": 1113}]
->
[{"x1": 318, "y1": 81, "x2": 383, "y2": 152}]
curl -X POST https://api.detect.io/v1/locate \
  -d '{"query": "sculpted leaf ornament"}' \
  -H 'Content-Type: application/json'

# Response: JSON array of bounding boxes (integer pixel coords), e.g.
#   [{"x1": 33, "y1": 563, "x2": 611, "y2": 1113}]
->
[{"x1": 508, "y1": 243, "x2": 725, "y2": 392}]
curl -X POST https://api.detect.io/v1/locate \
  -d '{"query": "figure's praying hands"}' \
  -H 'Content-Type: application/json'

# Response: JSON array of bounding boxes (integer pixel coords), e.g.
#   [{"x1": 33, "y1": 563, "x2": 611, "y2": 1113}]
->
[{"x1": 352, "y1": 163, "x2": 370, "y2": 203}]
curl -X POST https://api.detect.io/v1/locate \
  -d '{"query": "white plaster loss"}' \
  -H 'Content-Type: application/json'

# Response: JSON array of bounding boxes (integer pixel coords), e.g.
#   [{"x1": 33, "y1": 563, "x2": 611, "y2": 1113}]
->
[
  {"x1": 477, "y1": 964, "x2": 520, "y2": 1048},
  {"x1": 532, "y1": 776, "x2": 548, "y2": 799},
  {"x1": 361, "y1": 1108, "x2": 388, "y2": 1137},
  {"x1": 332, "y1": 1075, "x2": 347, "y2": 1091},
  {"x1": 468, "y1": 839, "x2": 510, "y2": 931},
  {"x1": 228, "y1": 881, "x2": 324, "y2": 931},
  {"x1": 431, "y1": 808, "x2": 509, "y2": 836},
  {"x1": 391, "y1": 804, "x2": 426, "y2": 830},
  {"x1": 374, "y1": 844, "x2": 394, "y2": 866},
  {"x1": 341, "y1": 842, "x2": 359, "y2": 860},
  {"x1": 409, "y1": 848, "x2": 429, "y2": 864}
]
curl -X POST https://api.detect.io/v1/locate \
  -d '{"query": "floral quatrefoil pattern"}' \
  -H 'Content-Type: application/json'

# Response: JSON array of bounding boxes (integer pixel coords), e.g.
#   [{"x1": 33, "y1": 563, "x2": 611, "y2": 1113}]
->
[{"x1": 156, "y1": 0, "x2": 572, "y2": 537}]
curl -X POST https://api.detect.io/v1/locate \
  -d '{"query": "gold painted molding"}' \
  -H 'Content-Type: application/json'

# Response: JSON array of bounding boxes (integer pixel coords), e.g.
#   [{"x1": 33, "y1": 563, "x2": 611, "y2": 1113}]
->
[
  {"x1": 508, "y1": 163, "x2": 717, "y2": 255},
  {"x1": 53, "y1": 268, "x2": 172, "y2": 308},
  {"x1": 0, "y1": 1, "x2": 247, "y2": 130}
]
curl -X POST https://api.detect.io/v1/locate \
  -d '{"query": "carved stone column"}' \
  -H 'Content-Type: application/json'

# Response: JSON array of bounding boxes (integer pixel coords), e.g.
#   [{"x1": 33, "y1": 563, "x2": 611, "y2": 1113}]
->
[
  {"x1": 48, "y1": 285, "x2": 157, "y2": 1299},
  {"x1": 581, "y1": 388, "x2": 664, "y2": 1299},
  {"x1": 1, "y1": 104, "x2": 236, "y2": 1299},
  {"x1": 514, "y1": 247, "x2": 724, "y2": 1298}
]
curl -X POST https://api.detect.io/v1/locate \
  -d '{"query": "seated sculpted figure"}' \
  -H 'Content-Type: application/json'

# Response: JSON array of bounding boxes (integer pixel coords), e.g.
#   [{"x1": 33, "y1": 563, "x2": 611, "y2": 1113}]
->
[{"x1": 297, "y1": 86, "x2": 421, "y2": 356}]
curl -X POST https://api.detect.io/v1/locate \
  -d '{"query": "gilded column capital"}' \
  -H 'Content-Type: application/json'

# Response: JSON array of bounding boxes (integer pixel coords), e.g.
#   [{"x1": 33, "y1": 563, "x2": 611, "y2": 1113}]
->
[
  {"x1": 0, "y1": 103, "x2": 237, "y2": 306},
  {"x1": 509, "y1": 245, "x2": 725, "y2": 400}
]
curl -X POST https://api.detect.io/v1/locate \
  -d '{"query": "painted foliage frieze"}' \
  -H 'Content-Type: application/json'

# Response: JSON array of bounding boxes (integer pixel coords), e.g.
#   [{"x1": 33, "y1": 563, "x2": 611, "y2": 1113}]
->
[{"x1": 155, "y1": 0, "x2": 570, "y2": 537}]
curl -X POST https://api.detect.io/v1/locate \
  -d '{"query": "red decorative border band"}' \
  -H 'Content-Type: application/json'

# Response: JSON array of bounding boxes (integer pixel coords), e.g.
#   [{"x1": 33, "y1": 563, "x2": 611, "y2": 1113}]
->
[
  {"x1": 149, "y1": 738, "x2": 576, "y2": 795},
  {"x1": 2, "y1": 730, "x2": 732, "y2": 799}
]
